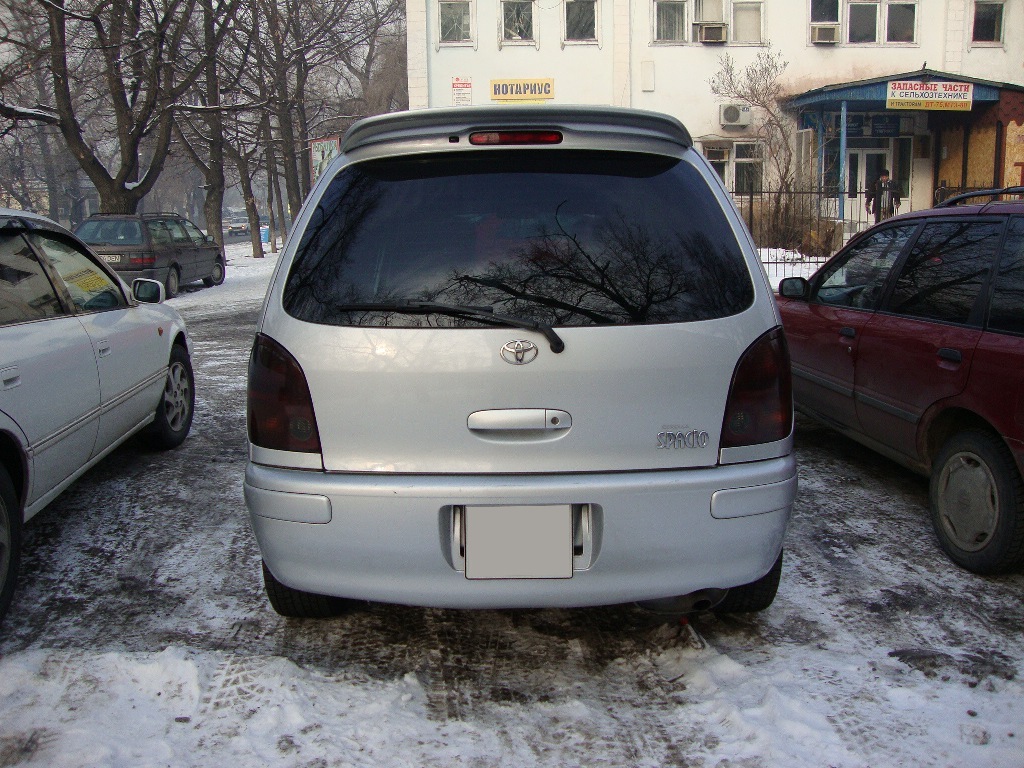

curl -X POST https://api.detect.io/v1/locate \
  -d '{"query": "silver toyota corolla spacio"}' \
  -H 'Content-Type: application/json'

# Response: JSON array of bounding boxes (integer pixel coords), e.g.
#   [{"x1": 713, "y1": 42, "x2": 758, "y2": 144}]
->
[{"x1": 244, "y1": 106, "x2": 797, "y2": 618}]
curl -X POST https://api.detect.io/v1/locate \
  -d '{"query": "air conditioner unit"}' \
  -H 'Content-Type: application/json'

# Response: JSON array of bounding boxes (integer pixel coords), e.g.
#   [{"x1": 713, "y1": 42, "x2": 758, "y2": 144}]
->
[
  {"x1": 697, "y1": 23, "x2": 728, "y2": 43},
  {"x1": 719, "y1": 103, "x2": 752, "y2": 127},
  {"x1": 810, "y1": 24, "x2": 840, "y2": 44}
]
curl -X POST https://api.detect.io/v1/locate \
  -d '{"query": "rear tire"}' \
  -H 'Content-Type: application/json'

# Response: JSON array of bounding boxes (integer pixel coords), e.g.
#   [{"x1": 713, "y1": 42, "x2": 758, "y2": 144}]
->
[
  {"x1": 262, "y1": 561, "x2": 354, "y2": 618},
  {"x1": 0, "y1": 465, "x2": 22, "y2": 624},
  {"x1": 930, "y1": 430, "x2": 1024, "y2": 574},
  {"x1": 713, "y1": 551, "x2": 783, "y2": 614},
  {"x1": 165, "y1": 266, "x2": 180, "y2": 298},
  {"x1": 202, "y1": 258, "x2": 225, "y2": 287},
  {"x1": 144, "y1": 345, "x2": 194, "y2": 450}
]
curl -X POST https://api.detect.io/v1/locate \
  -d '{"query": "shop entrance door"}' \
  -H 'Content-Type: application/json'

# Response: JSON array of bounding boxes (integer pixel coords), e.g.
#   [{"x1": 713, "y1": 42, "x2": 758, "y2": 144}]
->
[{"x1": 847, "y1": 149, "x2": 890, "y2": 223}]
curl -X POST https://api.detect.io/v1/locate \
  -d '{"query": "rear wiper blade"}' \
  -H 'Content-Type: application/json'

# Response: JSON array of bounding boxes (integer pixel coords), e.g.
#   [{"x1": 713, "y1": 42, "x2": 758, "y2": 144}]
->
[{"x1": 333, "y1": 300, "x2": 565, "y2": 353}]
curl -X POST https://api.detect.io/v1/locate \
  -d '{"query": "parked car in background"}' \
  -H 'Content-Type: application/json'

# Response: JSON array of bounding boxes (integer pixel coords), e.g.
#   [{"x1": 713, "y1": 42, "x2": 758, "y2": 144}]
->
[
  {"x1": 75, "y1": 212, "x2": 225, "y2": 298},
  {"x1": 778, "y1": 188, "x2": 1024, "y2": 575},
  {"x1": 0, "y1": 208, "x2": 195, "y2": 623},
  {"x1": 245, "y1": 106, "x2": 796, "y2": 619},
  {"x1": 227, "y1": 219, "x2": 249, "y2": 237}
]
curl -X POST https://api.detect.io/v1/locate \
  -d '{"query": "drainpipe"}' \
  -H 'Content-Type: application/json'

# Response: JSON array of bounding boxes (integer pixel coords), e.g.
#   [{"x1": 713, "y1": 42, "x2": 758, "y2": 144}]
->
[{"x1": 839, "y1": 101, "x2": 848, "y2": 221}]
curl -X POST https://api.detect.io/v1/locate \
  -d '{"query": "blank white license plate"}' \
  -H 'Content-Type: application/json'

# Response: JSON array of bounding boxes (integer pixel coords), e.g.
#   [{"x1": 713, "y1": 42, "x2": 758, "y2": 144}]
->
[
  {"x1": 101, "y1": 254, "x2": 120, "y2": 263},
  {"x1": 464, "y1": 505, "x2": 572, "y2": 580}
]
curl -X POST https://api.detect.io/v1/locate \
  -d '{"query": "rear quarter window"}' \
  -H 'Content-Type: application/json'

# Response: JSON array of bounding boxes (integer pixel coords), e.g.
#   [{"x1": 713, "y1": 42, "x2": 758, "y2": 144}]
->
[
  {"x1": 988, "y1": 216, "x2": 1024, "y2": 335},
  {"x1": 284, "y1": 150, "x2": 754, "y2": 327}
]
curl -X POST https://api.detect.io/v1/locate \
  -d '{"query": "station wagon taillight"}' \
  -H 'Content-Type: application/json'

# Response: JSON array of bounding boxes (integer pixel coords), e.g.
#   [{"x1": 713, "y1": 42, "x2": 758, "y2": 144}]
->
[
  {"x1": 247, "y1": 334, "x2": 322, "y2": 453},
  {"x1": 720, "y1": 328, "x2": 793, "y2": 450},
  {"x1": 129, "y1": 254, "x2": 156, "y2": 266}
]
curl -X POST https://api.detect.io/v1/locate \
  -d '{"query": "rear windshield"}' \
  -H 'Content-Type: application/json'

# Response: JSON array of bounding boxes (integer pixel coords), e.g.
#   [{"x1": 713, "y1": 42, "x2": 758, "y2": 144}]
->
[
  {"x1": 75, "y1": 219, "x2": 144, "y2": 246},
  {"x1": 284, "y1": 150, "x2": 754, "y2": 327}
]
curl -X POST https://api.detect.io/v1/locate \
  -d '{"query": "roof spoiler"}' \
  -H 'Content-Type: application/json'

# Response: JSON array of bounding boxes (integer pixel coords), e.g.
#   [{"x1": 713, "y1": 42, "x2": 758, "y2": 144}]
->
[{"x1": 341, "y1": 106, "x2": 693, "y2": 154}]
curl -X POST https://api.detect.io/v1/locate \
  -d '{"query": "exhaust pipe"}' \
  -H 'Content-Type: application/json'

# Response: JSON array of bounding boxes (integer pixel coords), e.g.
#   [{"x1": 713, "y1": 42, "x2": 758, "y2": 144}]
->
[{"x1": 637, "y1": 588, "x2": 728, "y2": 615}]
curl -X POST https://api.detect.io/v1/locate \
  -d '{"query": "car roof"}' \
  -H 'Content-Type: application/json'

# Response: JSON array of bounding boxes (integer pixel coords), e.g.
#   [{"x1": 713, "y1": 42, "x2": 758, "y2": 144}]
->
[
  {"x1": 0, "y1": 207, "x2": 76, "y2": 239},
  {"x1": 341, "y1": 106, "x2": 693, "y2": 156},
  {"x1": 80, "y1": 212, "x2": 184, "y2": 221}
]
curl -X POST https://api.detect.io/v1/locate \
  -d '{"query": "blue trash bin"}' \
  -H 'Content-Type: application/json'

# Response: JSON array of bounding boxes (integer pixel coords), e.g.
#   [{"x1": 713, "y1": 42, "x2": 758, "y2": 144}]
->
[{"x1": 260, "y1": 226, "x2": 270, "y2": 243}]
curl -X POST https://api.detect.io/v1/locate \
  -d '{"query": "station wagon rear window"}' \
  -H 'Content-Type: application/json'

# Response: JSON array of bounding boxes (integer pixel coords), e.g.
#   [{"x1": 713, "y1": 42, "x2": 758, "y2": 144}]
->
[{"x1": 284, "y1": 150, "x2": 754, "y2": 327}]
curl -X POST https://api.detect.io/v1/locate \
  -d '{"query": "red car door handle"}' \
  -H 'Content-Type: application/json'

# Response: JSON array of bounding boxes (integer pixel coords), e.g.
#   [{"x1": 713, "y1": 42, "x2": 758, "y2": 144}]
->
[
  {"x1": 840, "y1": 327, "x2": 856, "y2": 339},
  {"x1": 938, "y1": 348, "x2": 962, "y2": 363}
]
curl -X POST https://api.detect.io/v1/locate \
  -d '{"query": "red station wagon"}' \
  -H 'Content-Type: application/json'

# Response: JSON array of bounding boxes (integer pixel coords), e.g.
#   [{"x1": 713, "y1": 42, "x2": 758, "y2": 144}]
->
[{"x1": 778, "y1": 187, "x2": 1024, "y2": 575}]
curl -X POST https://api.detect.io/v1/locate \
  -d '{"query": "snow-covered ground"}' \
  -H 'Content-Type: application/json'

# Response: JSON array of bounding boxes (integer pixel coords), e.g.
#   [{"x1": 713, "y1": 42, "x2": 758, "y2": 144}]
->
[{"x1": 1, "y1": 243, "x2": 1022, "y2": 768}]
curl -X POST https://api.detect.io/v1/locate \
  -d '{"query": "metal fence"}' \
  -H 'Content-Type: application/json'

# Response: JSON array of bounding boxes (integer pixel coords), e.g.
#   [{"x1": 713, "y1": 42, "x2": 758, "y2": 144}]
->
[{"x1": 727, "y1": 187, "x2": 904, "y2": 279}]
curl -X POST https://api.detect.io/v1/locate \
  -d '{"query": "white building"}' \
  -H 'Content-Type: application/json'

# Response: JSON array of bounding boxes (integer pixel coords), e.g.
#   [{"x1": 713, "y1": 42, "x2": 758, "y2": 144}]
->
[{"x1": 407, "y1": 0, "x2": 1024, "y2": 217}]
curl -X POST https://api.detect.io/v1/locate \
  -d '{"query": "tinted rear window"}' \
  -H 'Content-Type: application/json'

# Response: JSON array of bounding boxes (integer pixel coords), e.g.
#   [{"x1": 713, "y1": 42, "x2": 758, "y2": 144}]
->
[
  {"x1": 284, "y1": 150, "x2": 754, "y2": 327},
  {"x1": 75, "y1": 219, "x2": 144, "y2": 246}
]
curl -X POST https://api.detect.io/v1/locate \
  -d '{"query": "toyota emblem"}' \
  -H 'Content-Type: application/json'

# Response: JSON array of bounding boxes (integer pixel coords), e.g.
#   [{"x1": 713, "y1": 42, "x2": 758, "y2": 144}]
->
[{"x1": 501, "y1": 340, "x2": 539, "y2": 365}]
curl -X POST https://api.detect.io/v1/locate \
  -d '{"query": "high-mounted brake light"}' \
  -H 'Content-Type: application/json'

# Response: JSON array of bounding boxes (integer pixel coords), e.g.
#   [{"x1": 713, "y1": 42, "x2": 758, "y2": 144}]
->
[
  {"x1": 248, "y1": 333, "x2": 322, "y2": 453},
  {"x1": 468, "y1": 131, "x2": 563, "y2": 146},
  {"x1": 720, "y1": 327, "x2": 793, "y2": 450}
]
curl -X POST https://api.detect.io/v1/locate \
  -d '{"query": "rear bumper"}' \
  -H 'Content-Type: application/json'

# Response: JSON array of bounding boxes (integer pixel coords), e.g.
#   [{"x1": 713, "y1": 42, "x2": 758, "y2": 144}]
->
[{"x1": 245, "y1": 456, "x2": 797, "y2": 609}]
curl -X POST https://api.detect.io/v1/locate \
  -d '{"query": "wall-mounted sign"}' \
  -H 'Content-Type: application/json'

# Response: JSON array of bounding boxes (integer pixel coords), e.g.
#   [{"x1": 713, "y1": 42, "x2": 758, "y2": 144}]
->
[
  {"x1": 310, "y1": 136, "x2": 341, "y2": 184},
  {"x1": 834, "y1": 113, "x2": 864, "y2": 137},
  {"x1": 490, "y1": 79, "x2": 555, "y2": 102},
  {"x1": 870, "y1": 115, "x2": 900, "y2": 137},
  {"x1": 886, "y1": 81, "x2": 973, "y2": 111},
  {"x1": 452, "y1": 77, "x2": 473, "y2": 106}
]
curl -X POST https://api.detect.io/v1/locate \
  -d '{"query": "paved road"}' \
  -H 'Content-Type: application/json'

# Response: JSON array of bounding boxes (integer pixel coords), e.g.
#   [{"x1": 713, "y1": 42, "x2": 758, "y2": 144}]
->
[{"x1": 2, "y1": 291, "x2": 1022, "y2": 766}]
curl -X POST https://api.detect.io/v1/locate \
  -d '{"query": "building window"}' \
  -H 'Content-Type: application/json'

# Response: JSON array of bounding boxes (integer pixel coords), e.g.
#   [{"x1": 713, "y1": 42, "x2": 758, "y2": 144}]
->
[
  {"x1": 848, "y1": 2, "x2": 877, "y2": 42},
  {"x1": 810, "y1": 0, "x2": 839, "y2": 22},
  {"x1": 972, "y1": 1, "x2": 1003, "y2": 41},
  {"x1": 732, "y1": 1, "x2": 762, "y2": 42},
  {"x1": 503, "y1": 0, "x2": 534, "y2": 40},
  {"x1": 847, "y1": 0, "x2": 915, "y2": 43},
  {"x1": 440, "y1": 0, "x2": 472, "y2": 42},
  {"x1": 655, "y1": 0, "x2": 687, "y2": 41},
  {"x1": 734, "y1": 142, "x2": 763, "y2": 192},
  {"x1": 886, "y1": 3, "x2": 914, "y2": 42},
  {"x1": 565, "y1": 0, "x2": 597, "y2": 40}
]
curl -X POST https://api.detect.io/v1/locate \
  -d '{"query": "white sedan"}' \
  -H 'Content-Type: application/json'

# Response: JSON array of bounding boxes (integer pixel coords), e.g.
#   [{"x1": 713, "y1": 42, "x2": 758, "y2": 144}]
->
[{"x1": 0, "y1": 208, "x2": 194, "y2": 622}]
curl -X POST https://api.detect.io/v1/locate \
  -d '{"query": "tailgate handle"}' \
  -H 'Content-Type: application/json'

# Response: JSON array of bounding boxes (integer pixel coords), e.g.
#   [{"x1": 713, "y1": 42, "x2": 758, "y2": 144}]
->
[
  {"x1": 938, "y1": 347, "x2": 962, "y2": 363},
  {"x1": 839, "y1": 327, "x2": 856, "y2": 339},
  {"x1": 468, "y1": 409, "x2": 572, "y2": 431}
]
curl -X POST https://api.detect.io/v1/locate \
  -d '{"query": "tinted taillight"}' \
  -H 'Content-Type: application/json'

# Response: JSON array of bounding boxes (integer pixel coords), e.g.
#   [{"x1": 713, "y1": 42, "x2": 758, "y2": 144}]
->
[
  {"x1": 129, "y1": 254, "x2": 156, "y2": 266},
  {"x1": 720, "y1": 327, "x2": 793, "y2": 450},
  {"x1": 247, "y1": 333, "x2": 322, "y2": 453}
]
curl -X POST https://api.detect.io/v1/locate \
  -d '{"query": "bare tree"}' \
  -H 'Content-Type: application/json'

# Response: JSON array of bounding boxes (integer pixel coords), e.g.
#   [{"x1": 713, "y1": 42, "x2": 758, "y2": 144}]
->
[
  {"x1": 709, "y1": 46, "x2": 794, "y2": 194},
  {"x1": 0, "y1": 0, "x2": 235, "y2": 214}
]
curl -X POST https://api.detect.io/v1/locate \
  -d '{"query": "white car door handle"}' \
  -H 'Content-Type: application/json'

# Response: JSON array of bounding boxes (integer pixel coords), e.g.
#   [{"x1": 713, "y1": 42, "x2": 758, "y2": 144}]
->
[
  {"x1": 1, "y1": 365, "x2": 20, "y2": 390},
  {"x1": 96, "y1": 340, "x2": 112, "y2": 357}
]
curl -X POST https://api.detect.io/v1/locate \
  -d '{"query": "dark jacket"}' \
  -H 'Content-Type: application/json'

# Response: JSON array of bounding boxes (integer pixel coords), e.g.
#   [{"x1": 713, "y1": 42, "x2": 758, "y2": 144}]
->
[{"x1": 866, "y1": 177, "x2": 902, "y2": 222}]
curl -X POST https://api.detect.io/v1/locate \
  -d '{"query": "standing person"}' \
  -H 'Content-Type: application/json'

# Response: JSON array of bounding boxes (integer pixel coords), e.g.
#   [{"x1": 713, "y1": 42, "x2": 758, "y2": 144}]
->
[{"x1": 865, "y1": 169, "x2": 901, "y2": 223}]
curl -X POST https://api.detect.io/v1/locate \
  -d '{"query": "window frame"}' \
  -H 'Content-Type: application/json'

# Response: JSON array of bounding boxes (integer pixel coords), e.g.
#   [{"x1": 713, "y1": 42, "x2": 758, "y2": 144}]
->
[
  {"x1": 731, "y1": 0, "x2": 763, "y2": 43},
  {"x1": 438, "y1": 0, "x2": 475, "y2": 46},
  {"x1": 832, "y1": 0, "x2": 917, "y2": 45},
  {"x1": 500, "y1": 0, "x2": 536, "y2": 43},
  {"x1": 971, "y1": 0, "x2": 1004, "y2": 44},
  {"x1": 28, "y1": 231, "x2": 128, "y2": 315},
  {"x1": 653, "y1": 0, "x2": 688, "y2": 43},
  {"x1": 884, "y1": 218, "x2": 1004, "y2": 327},
  {"x1": 563, "y1": 0, "x2": 599, "y2": 44},
  {"x1": 0, "y1": 232, "x2": 67, "y2": 327}
]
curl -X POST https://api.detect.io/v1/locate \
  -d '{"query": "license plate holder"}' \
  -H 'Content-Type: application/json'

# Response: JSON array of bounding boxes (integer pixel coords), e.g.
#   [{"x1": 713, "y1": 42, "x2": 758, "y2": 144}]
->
[
  {"x1": 100, "y1": 254, "x2": 120, "y2": 264},
  {"x1": 464, "y1": 504, "x2": 572, "y2": 579}
]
